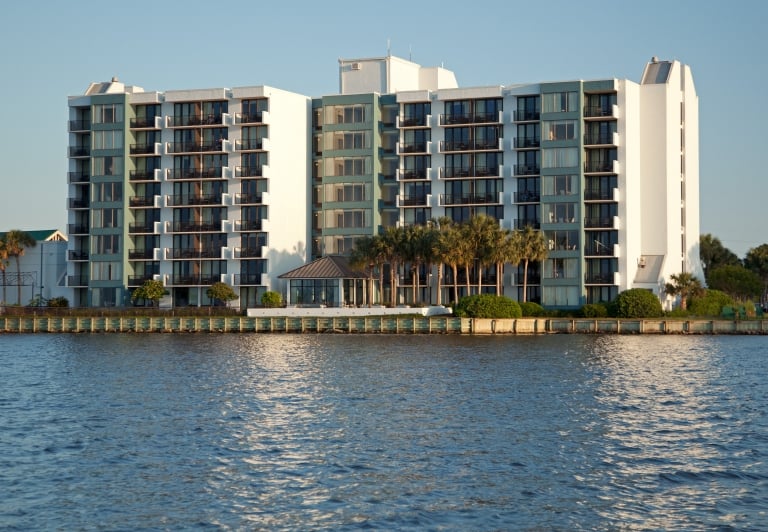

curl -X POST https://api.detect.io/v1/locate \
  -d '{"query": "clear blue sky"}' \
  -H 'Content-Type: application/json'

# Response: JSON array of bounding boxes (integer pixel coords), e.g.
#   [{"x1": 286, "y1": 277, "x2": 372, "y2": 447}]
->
[{"x1": 1, "y1": 0, "x2": 764, "y2": 258}]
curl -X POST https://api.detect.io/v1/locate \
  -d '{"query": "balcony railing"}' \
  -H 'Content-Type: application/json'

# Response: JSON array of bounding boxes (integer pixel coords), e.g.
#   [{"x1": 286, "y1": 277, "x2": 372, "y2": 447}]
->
[
  {"x1": 68, "y1": 198, "x2": 89, "y2": 209},
  {"x1": 167, "y1": 221, "x2": 221, "y2": 233},
  {"x1": 399, "y1": 195, "x2": 428, "y2": 207},
  {"x1": 513, "y1": 110, "x2": 540, "y2": 122},
  {"x1": 441, "y1": 166, "x2": 500, "y2": 179},
  {"x1": 234, "y1": 220, "x2": 263, "y2": 232},
  {"x1": 234, "y1": 273, "x2": 264, "y2": 286},
  {"x1": 130, "y1": 117, "x2": 158, "y2": 128},
  {"x1": 169, "y1": 114, "x2": 224, "y2": 127},
  {"x1": 399, "y1": 116, "x2": 427, "y2": 127},
  {"x1": 235, "y1": 112, "x2": 264, "y2": 124},
  {"x1": 439, "y1": 112, "x2": 499, "y2": 125},
  {"x1": 234, "y1": 193, "x2": 263, "y2": 205},
  {"x1": 168, "y1": 248, "x2": 221, "y2": 259},
  {"x1": 167, "y1": 167, "x2": 224, "y2": 180},
  {"x1": 585, "y1": 273, "x2": 615, "y2": 284},
  {"x1": 399, "y1": 169, "x2": 428, "y2": 180},
  {"x1": 584, "y1": 243, "x2": 615, "y2": 256},
  {"x1": 69, "y1": 146, "x2": 90, "y2": 157},
  {"x1": 235, "y1": 138, "x2": 264, "y2": 151},
  {"x1": 67, "y1": 275, "x2": 89, "y2": 287},
  {"x1": 439, "y1": 139, "x2": 500, "y2": 152},
  {"x1": 583, "y1": 134, "x2": 615, "y2": 146},
  {"x1": 129, "y1": 196, "x2": 155, "y2": 207},
  {"x1": 68, "y1": 250, "x2": 89, "y2": 261},
  {"x1": 514, "y1": 219, "x2": 540, "y2": 230},
  {"x1": 128, "y1": 249, "x2": 155, "y2": 260},
  {"x1": 584, "y1": 188, "x2": 617, "y2": 201},
  {"x1": 129, "y1": 169, "x2": 158, "y2": 181},
  {"x1": 399, "y1": 142, "x2": 427, "y2": 153},
  {"x1": 514, "y1": 137, "x2": 540, "y2": 149},
  {"x1": 68, "y1": 119, "x2": 91, "y2": 131},
  {"x1": 68, "y1": 171, "x2": 90, "y2": 183},
  {"x1": 171, "y1": 274, "x2": 220, "y2": 286},
  {"x1": 167, "y1": 194, "x2": 223, "y2": 207},
  {"x1": 128, "y1": 274, "x2": 156, "y2": 286},
  {"x1": 584, "y1": 217, "x2": 615, "y2": 229},
  {"x1": 513, "y1": 273, "x2": 541, "y2": 285},
  {"x1": 584, "y1": 105, "x2": 616, "y2": 118},
  {"x1": 68, "y1": 224, "x2": 89, "y2": 234},
  {"x1": 584, "y1": 161, "x2": 615, "y2": 173},
  {"x1": 130, "y1": 143, "x2": 157, "y2": 155},
  {"x1": 234, "y1": 247, "x2": 263, "y2": 258},
  {"x1": 235, "y1": 165, "x2": 263, "y2": 178},
  {"x1": 514, "y1": 191, "x2": 540, "y2": 203},
  {"x1": 167, "y1": 141, "x2": 225, "y2": 153},
  {"x1": 514, "y1": 164, "x2": 540, "y2": 176},
  {"x1": 440, "y1": 193, "x2": 499, "y2": 206},
  {"x1": 129, "y1": 222, "x2": 156, "y2": 234}
]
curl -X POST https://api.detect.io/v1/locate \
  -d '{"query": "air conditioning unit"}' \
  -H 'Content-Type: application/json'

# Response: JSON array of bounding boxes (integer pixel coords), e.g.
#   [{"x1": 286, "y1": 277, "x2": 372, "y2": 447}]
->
[{"x1": 351, "y1": 62, "x2": 361, "y2": 71}]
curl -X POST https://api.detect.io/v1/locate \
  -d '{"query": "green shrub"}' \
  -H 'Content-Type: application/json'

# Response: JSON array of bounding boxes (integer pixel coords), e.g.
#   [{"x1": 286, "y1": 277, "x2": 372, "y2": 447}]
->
[
  {"x1": 261, "y1": 290, "x2": 283, "y2": 308},
  {"x1": 688, "y1": 289, "x2": 734, "y2": 317},
  {"x1": 666, "y1": 308, "x2": 690, "y2": 318},
  {"x1": 519, "y1": 301, "x2": 545, "y2": 317},
  {"x1": 47, "y1": 297, "x2": 69, "y2": 308},
  {"x1": 580, "y1": 303, "x2": 608, "y2": 318},
  {"x1": 453, "y1": 294, "x2": 522, "y2": 319},
  {"x1": 612, "y1": 288, "x2": 663, "y2": 318}
]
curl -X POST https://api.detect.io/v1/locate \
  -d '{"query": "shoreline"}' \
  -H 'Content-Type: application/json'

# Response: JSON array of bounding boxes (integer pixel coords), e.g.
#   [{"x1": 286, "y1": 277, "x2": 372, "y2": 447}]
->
[{"x1": 1, "y1": 315, "x2": 766, "y2": 335}]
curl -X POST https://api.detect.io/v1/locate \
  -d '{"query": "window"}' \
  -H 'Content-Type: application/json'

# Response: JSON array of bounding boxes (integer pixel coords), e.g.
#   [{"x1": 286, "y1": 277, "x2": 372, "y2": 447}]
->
[
  {"x1": 545, "y1": 230, "x2": 579, "y2": 251},
  {"x1": 328, "y1": 157, "x2": 370, "y2": 177},
  {"x1": 542, "y1": 148, "x2": 578, "y2": 169},
  {"x1": 93, "y1": 103, "x2": 124, "y2": 124},
  {"x1": 329, "y1": 131, "x2": 369, "y2": 150},
  {"x1": 92, "y1": 156, "x2": 122, "y2": 176},
  {"x1": 91, "y1": 208, "x2": 122, "y2": 228},
  {"x1": 93, "y1": 182, "x2": 123, "y2": 202},
  {"x1": 542, "y1": 175, "x2": 576, "y2": 196},
  {"x1": 545, "y1": 203, "x2": 577, "y2": 223},
  {"x1": 325, "y1": 209, "x2": 371, "y2": 229},
  {"x1": 325, "y1": 183, "x2": 369, "y2": 203},
  {"x1": 543, "y1": 120, "x2": 577, "y2": 141},
  {"x1": 544, "y1": 258, "x2": 578, "y2": 279},
  {"x1": 542, "y1": 92, "x2": 577, "y2": 113},
  {"x1": 91, "y1": 261, "x2": 122, "y2": 281},
  {"x1": 92, "y1": 130, "x2": 123, "y2": 150},
  {"x1": 330, "y1": 104, "x2": 370, "y2": 124},
  {"x1": 91, "y1": 235, "x2": 120, "y2": 254},
  {"x1": 542, "y1": 286, "x2": 580, "y2": 306}
]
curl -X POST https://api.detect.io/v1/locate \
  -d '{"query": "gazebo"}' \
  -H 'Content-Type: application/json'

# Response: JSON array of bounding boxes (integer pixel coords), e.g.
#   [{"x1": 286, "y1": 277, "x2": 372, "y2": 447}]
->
[{"x1": 278, "y1": 255, "x2": 368, "y2": 307}]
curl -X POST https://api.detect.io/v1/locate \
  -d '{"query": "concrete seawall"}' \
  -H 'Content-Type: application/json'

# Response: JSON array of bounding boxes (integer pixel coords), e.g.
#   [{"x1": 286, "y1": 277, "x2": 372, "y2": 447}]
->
[{"x1": 1, "y1": 316, "x2": 766, "y2": 334}]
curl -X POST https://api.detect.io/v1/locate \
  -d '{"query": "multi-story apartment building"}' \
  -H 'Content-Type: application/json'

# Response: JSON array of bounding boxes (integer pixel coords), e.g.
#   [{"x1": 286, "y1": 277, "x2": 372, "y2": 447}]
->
[{"x1": 67, "y1": 55, "x2": 702, "y2": 310}]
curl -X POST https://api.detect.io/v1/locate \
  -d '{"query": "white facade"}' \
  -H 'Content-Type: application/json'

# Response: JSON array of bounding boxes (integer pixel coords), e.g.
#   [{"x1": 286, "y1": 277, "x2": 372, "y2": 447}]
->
[{"x1": 0, "y1": 231, "x2": 68, "y2": 306}]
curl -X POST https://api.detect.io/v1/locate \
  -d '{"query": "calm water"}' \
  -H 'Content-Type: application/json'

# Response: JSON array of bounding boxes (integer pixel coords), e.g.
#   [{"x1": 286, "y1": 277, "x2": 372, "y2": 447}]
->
[{"x1": 1, "y1": 333, "x2": 767, "y2": 531}]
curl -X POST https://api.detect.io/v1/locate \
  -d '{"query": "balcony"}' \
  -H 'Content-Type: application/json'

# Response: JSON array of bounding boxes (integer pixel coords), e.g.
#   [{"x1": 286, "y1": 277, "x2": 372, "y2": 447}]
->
[
  {"x1": 69, "y1": 146, "x2": 90, "y2": 158},
  {"x1": 584, "y1": 188, "x2": 618, "y2": 201},
  {"x1": 514, "y1": 219, "x2": 540, "y2": 230},
  {"x1": 67, "y1": 275, "x2": 89, "y2": 287},
  {"x1": 440, "y1": 111, "x2": 500, "y2": 125},
  {"x1": 399, "y1": 142, "x2": 427, "y2": 154},
  {"x1": 398, "y1": 168, "x2": 429, "y2": 180},
  {"x1": 130, "y1": 117, "x2": 159, "y2": 129},
  {"x1": 234, "y1": 273, "x2": 264, "y2": 286},
  {"x1": 441, "y1": 166, "x2": 500, "y2": 179},
  {"x1": 584, "y1": 160, "x2": 616, "y2": 174},
  {"x1": 583, "y1": 132, "x2": 617, "y2": 146},
  {"x1": 129, "y1": 169, "x2": 159, "y2": 181},
  {"x1": 130, "y1": 143, "x2": 158, "y2": 155},
  {"x1": 167, "y1": 221, "x2": 222, "y2": 233},
  {"x1": 129, "y1": 196, "x2": 156, "y2": 207},
  {"x1": 514, "y1": 191, "x2": 540, "y2": 203},
  {"x1": 128, "y1": 248, "x2": 155, "y2": 260},
  {"x1": 398, "y1": 115, "x2": 427, "y2": 128},
  {"x1": 514, "y1": 136, "x2": 540, "y2": 149},
  {"x1": 235, "y1": 138, "x2": 264, "y2": 151},
  {"x1": 68, "y1": 250, "x2": 89, "y2": 261},
  {"x1": 513, "y1": 110, "x2": 540, "y2": 122},
  {"x1": 398, "y1": 194, "x2": 429, "y2": 207},
  {"x1": 584, "y1": 242, "x2": 616, "y2": 257},
  {"x1": 167, "y1": 194, "x2": 223, "y2": 207},
  {"x1": 584, "y1": 272, "x2": 616, "y2": 285},
  {"x1": 514, "y1": 273, "x2": 541, "y2": 285},
  {"x1": 235, "y1": 165, "x2": 263, "y2": 178},
  {"x1": 440, "y1": 193, "x2": 500, "y2": 206},
  {"x1": 169, "y1": 114, "x2": 224, "y2": 127},
  {"x1": 68, "y1": 171, "x2": 90, "y2": 183},
  {"x1": 129, "y1": 222, "x2": 157, "y2": 234},
  {"x1": 167, "y1": 247, "x2": 221, "y2": 259},
  {"x1": 584, "y1": 104, "x2": 618, "y2": 119},
  {"x1": 68, "y1": 223, "x2": 89, "y2": 235},
  {"x1": 128, "y1": 274, "x2": 156, "y2": 286},
  {"x1": 171, "y1": 274, "x2": 220, "y2": 286},
  {"x1": 167, "y1": 167, "x2": 224, "y2": 180},
  {"x1": 234, "y1": 247, "x2": 263, "y2": 258},
  {"x1": 584, "y1": 216, "x2": 617, "y2": 229},
  {"x1": 68, "y1": 198, "x2": 89, "y2": 209},
  {"x1": 234, "y1": 193, "x2": 263, "y2": 205},
  {"x1": 514, "y1": 164, "x2": 540, "y2": 176},
  {"x1": 167, "y1": 140, "x2": 225, "y2": 154},
  {"x1": 69, "y1": 119, "x2": 90, "y2": 131},
  {"x1": 234, "y1": 220, "x2": 263, "y2": 232},
  {"x1": 439, "y1": 139, "x2": 500, "y2": 152},
  {"x1": 235, "y1": 112, "x2": 264, "y2": 124}
]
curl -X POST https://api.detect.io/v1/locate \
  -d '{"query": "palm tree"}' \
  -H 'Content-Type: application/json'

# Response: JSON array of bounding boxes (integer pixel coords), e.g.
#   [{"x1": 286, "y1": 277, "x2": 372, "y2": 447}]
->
[
  {"x1": 381, "y1": 226, "x2": 406, "y2": 307},
  {"x1": 456, "y1": 223, "x2": 477, "y2": 298},
  {"x1": 0, "y1": 237, "x2": 8, "y2": 305},
  {"x1": 490, "y1": 228, "x2": 520, "y2": 296},
  {"x1": 440, "y1": 223, "x2": 465, "y2": 304},
  {"x1": 4, "y1": 230, "x2": 36, "y2": 305},
  {"x1": 349, "y1": 235, "x2": 384, "y2": 307},
  {"x1": 430, "y1": 217, "x2": 454, "y2": 306},
  {"x1": 665, "y1": 272, "x2": 704, "y2": 311},
  {"x1": 517, "y1": 225, "x2": 548, "y2": 303},
  {"x1": 465, "y1": 215, "x2": 499, "y2": 295}
]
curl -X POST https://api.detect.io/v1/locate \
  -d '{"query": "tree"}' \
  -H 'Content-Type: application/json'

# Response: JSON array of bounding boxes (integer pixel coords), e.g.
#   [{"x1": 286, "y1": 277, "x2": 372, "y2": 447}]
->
[
  {"x1": 465, "y1": 215, "x2": 501, "y2": 295},
  {"x1": 453, "y1": 294, "x2": 522, "y2": 319},
  {"x1": 430, "y1": 217, "x2": 455, "y2": 306},
  {"x1": 612, "y1": 288, "x2": 663, "y2": 318},
  {"x1": 688, "y1": 289, "x2": 735, "y2": 317},
  {"x1": 206, "y1": 282, "x2": 238, "y2": 307},
  {"x1": 707, "y1": 265, "x2": 763, "y2": 301},
  {"x1": 131, "y1": 279, "x2": 167, "y2": 307},
  {"x1": 664, "y1": 272, "x2": 704, "y2": 311},
  {"x1": 3, "y1": 230, "x2": 36, "y2": 305},
  {"x1": 744, "y1": 243, "x2": 768, "y2": 301},
  {"x1": 699, "y1": 234, "x2": 740, "y2": 283},
  {"x1": 516, "y1": 225, "x2": 548, "y2": 302},
  {"x1": 0, "y1": 237, "x2": 8, "y2": 305},
  {"x1": 380, "y1": 226, "x2": 406, "y2": 307},
  {"x1": 261, "y1": 290, "x2": 282, "y2": 308},
  {"x1": 349, "y1": 235, "x2": 382, "y2": 307}
]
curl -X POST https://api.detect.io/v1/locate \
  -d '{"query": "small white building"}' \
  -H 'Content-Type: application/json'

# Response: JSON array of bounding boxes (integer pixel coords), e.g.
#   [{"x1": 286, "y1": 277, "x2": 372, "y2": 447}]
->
[{"x1": 0, "y1": 229, "x2": 68, "y2": 306}]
